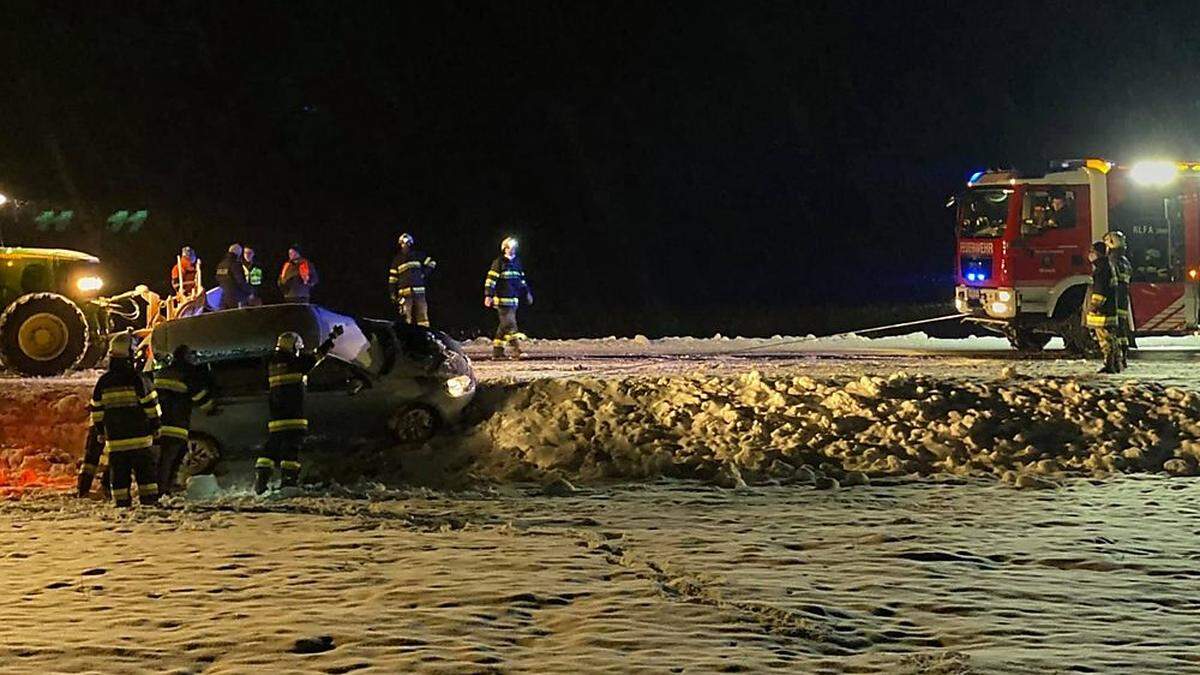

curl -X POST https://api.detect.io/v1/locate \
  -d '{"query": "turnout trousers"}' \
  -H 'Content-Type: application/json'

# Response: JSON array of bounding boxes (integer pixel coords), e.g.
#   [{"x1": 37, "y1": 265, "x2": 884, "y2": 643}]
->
[
  {"x1": 109, "y1": 447, "x2": 160, "y2": 507},
  {"x1": 399, "y1": 293, "x2": 430, "y2": 327},
  {"x1": 493, "y1": 306, "x2": 525, "y2": 354},
  {"x1": 256, "y1": 429, "x2": 305, "y2": 493},
  {"x1": 1093, "y1": 327, "x2": 1123, "y2": 373},
  {"x1": 158, "y1": 435, "x2": 189, "y2": 494}
]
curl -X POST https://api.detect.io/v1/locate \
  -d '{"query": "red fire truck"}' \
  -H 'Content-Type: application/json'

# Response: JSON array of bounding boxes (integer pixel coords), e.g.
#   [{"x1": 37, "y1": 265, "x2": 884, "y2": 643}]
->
[{"x1": 954, "y1": 158, "x2": 1200, "y2": 351}]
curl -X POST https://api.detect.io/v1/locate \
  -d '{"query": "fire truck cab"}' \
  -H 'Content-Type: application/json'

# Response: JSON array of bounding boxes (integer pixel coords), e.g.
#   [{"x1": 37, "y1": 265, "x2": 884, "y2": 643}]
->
[{"x1": 954, "y1": 158, "x2": 1200, "y2": 351}]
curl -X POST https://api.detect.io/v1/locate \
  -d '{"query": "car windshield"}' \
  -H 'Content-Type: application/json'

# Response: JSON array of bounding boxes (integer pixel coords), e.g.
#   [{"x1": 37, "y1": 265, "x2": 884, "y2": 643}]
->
[{"x1": 959, "y1": 189, "x2": 1012, "y2": 239}]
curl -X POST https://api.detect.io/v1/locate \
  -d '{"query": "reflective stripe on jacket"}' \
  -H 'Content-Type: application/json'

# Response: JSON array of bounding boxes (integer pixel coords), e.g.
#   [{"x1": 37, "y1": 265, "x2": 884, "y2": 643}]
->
[{"x1": 90, "y1": 363, "x2": 161, "y2": 453}]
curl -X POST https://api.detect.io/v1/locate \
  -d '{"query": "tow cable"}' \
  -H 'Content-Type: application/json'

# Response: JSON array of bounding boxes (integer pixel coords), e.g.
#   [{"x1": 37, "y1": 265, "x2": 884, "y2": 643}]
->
[{"x1": 537, "y1": 313, "x2": 968, "y2": 378}]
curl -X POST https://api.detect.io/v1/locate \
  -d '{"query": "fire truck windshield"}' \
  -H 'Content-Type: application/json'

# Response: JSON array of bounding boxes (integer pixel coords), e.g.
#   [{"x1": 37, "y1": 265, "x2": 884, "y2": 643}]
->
[{"x1": 958, "y1": 189, "x2": 1011, "y2": 239}]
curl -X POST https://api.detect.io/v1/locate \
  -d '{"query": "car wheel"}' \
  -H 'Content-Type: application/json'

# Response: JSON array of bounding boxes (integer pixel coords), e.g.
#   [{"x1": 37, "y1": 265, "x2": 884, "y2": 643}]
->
[
  {"x1": 389, "y1": 404, "x2": 438, "y2": 443},
  {"x1": 179, "y1": 432, "x2": 223, "y2": 484},
  {"x1": 0, "y1": 293, "x2": 89, "y2": 376}
]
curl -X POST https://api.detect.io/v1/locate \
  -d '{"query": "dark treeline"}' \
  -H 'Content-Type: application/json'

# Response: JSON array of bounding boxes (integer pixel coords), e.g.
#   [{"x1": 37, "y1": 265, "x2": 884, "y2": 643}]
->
[{"x1": 1, "y1": 1, "x2": 1199, "y2": 337}]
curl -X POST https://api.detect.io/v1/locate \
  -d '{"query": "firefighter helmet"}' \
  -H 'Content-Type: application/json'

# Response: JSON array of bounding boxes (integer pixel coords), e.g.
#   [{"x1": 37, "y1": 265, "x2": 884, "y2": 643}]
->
[
  {"x1": 1103, "y1": 230, "x2": 1127, "y2": 251},
  {"x1": 500, "y1": 236, "x2": 518, "y2": 252},
  {"x1": 398, "y1": 233, "x2": 414, "y2": 247},
  {"x1": 172, "y1": 344, "x2": 196, "y2": 366},
  {"x1": 108, "y1": 332, "x2": 135, "y2": 359},
  {"x1": 276, "y1": 331, "x2": 304, "y2": 355}
]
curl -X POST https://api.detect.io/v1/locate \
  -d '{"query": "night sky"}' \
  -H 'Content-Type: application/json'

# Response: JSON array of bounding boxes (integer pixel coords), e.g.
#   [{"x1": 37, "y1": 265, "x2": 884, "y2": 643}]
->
[{"x1": 2, "y1": 1, "x2": 1199, "y2": 338}]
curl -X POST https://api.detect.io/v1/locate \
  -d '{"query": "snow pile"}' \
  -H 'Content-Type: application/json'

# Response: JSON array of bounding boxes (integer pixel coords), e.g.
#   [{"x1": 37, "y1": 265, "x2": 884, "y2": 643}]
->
[
  {"x1": 465, "y1": 372, "x2": 1200, "y2": 488},
  {"x1": 0, "y1": 384, "x2": 90, "y2": 497}
]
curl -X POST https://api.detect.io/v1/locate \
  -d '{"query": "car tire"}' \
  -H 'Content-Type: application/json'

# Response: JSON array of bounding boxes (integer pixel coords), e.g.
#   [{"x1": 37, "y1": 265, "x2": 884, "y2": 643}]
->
[
  {"x1": 179, "y1": 432, "x2": 223, "y2": 485},
  {"x1": 0, "y1": 293, "x2": 89, "y2": 376},
  {"x1": 389, "y1": 404, "x2": 439, "y2": 443}
]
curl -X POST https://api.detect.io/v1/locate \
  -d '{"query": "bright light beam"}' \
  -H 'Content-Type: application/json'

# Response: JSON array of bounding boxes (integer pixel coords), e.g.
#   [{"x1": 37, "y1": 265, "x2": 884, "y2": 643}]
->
[{"x1": 1130, "y1": 160, "x2": 1179, "y2": 186}]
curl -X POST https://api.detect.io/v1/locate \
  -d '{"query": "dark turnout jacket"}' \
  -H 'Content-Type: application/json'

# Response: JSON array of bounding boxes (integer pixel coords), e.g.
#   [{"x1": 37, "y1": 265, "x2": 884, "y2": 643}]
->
[
  {"x1": 89, "y1": 361, "x2": 162, "y2": 452},
  {"x1": 154, "y1": 361, "x2": 215, "y2": 440},
  {"x1": 484, "y1": 256, "x2": 531, "y2": 307},
  {"x1": 216, "y1": 253, "x2": 253, "y2": 308},
  {"x1": 267, "y1": 335, "x2": 336, "y2": 434},
  {"x1": 388, "y1": 249, "x2": 437, "y2": 298}
]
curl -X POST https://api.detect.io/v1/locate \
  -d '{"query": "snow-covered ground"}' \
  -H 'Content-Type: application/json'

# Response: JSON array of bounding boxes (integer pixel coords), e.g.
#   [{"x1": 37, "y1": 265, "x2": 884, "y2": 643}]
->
[{"x1": 4, "y1": 334, "x2": 1200, "y2": 671}]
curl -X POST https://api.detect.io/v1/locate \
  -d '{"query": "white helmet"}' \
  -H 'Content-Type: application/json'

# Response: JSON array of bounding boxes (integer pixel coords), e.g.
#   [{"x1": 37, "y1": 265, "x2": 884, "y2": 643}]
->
[
  {"x1": 500, "y1": 236, "x2": 518, "y2": 251},
  {"x1": 276, "y1": 331, "x2": 304, "y2": 354},
  {"x1": 108, "y1": 332, "x2": 135, "y2": 359},
  {"x1": 1103, "y1": 230, "x2": 1127, "y2": 251},
  {"x1": 398, "y1": 233, "x2": 414, "y2": 247}
]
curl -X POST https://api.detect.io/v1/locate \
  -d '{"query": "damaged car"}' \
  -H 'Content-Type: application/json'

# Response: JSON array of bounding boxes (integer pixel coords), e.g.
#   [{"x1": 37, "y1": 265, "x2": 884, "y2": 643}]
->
[{"x1": 149, "y1": 303, "x2": 476, "y2": 475}]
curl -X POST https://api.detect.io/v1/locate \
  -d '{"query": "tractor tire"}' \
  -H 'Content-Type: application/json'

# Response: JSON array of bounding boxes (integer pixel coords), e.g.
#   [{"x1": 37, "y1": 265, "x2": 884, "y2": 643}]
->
[
  {"x1": 1004, "y1": 327, "x2": 1052, "y2": 352},
  {"x1": 0, "y1": 293, "x2": 89, "y2": 376},
  {"x1": 77, "y1": 339, "x2": 108, "y2": 370},
  {"x1": 389, "y1": 404, "x2": 439, "y2": 444},
  {"x1": 1060, "y1": 310, "x2": 1100, "y2": 357}
]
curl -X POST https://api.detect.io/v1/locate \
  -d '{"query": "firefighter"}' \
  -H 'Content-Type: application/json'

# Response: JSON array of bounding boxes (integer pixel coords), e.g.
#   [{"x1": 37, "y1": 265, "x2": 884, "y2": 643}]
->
[
  {"x1": 388, "y1": 233, "x2": 437, "y2": 327},
  {"x1": 87, "y1": 333, "x2": 162, "y2": 507},
  {"x1": 170, "y1": 246, "x2": 201, "y2": 296},
  {"x1": 215, "y1": 243, "x2": 253, "y2": 309},
  {"x1": 1044, "y1": 192, "x2": 1076, "y2": 230},
  {"x1": 1086, "y1": 238, "x2": 1122, "y2": 373},
  {"x1": 254, "y1": 324, "x2": 344, "y2": 494},
  {"x1": 1106, "y1": 230, "x2": 1135, "y2": 371},
  {"x1": 76, "y1": 425, "x2": 109, "y2": 499},
  {"x1": 279, "y1": 244, "x2": 319, "y2": 303},
  {"x1": 243, "y1": 245, "x2": 264, "y2": 306},
  {"x1": 483, "y1": 236, "x2": 533, "y2": 359},
  {"x1": 154, "y1": 344, "x2": 218, "y2": 493}
]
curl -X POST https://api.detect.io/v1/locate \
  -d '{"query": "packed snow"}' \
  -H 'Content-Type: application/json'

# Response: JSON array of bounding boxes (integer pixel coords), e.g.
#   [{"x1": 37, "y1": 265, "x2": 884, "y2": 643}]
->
[{"x1": 5, "y1": 334, "x2": 1200, "y2": 671}]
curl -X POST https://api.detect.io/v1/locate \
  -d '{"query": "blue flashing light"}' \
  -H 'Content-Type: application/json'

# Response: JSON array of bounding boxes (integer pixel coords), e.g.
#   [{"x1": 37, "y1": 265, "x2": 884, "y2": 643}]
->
[{"x1": 968, "y1": 170, "x2": 985, "y2": 184}]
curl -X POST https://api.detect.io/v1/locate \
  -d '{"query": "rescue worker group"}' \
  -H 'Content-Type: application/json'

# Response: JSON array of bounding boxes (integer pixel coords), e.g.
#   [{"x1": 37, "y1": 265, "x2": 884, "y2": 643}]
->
[
  {"x1": 79, "y1": 234, "x2": 531, "y2": 507},
  {"x1": 1086, "y1": 231, "x2": 1135, "y2": 374}
]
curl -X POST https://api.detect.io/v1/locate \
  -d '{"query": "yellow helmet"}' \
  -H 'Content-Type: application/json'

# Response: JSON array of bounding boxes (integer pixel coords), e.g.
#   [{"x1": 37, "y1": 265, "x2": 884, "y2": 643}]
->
[
  {"x1": 1103, "y1": 230, "x2": 1127, "y2": 251},
  {"x1": 108, "y1": 332, "x2": 135, "y2": 359},
  {"x1": 276, "y1": 331, "x2": 304, "y2": 354}
]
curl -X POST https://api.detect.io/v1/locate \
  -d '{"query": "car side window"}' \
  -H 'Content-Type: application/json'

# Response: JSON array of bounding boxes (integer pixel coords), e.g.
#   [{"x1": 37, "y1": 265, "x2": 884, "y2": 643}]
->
[
  {"x1": 306, "y1": 357, "x2": 358, "y2": 392},
  {"x1": 1022, "y1": 189, "x2": 1077, "y2": 236}
]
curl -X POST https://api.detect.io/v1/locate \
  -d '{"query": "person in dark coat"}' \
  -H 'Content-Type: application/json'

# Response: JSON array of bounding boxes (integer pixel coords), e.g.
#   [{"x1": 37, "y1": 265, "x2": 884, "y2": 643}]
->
[
  {"x1": 388, "y1": 232, "x2": 437, "y2": 327},
  {"x1": 483, "y1": 236, "x2": 533, "y2": 359},
  {"x1": 254, "y1": 324, "x2": 343, "y2": 494},
  {"x1": 215, "y1": 243, "x2": 253, "y2": 309},
  {"x1": 278, "y1": 244, "x2": 319, "y2": 303}
]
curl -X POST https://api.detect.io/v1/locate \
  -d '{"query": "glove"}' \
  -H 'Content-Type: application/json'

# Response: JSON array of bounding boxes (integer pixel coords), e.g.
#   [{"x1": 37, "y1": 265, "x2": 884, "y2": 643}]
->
[
  {"x1": 330, "y1": 324, "x2": 345, "y2": 340},
  {"x1": 525, "y1": 292, "x2": 534, "y2": 306}
]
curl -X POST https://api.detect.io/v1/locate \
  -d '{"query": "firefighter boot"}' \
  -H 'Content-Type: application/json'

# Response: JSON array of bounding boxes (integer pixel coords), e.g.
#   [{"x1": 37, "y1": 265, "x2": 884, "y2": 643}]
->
[
  {"x1": 254, "y1": 458, "x2": 274, "y2": 495},
  {"x1": 280, "y1": 461, "x2": 301, "y2": 489},
  {"x1": 509, "y1": 339, "x2": 524, "y2": 360},
  {"x1": 492, "y1": 343, "x2": 506, "y2": 360}
]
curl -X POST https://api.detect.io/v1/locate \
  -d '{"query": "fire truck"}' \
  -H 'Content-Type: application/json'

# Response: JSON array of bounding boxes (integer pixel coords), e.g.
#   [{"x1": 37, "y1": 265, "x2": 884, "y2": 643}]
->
[{"x1": 954, "y1": 158, "x2": 1200, "y2": 352}]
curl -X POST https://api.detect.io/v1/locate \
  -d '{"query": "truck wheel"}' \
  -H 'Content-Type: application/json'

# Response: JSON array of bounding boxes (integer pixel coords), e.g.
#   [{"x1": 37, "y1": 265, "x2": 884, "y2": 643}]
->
[
  {"x1": 179, "y1": 432, "x2": 223, "y2": 485},
  {"x1": 1060, "y1": 311, "x2": 1100, "y2": 356},
  {"x1": 1004, "y1": 328, "x2": 1051, "y2": 352},
  {"x1": 389, "y1": 404, "x2": 439, "y2": 443},
  {"x1": 0, "y1": 293, "x2": 89, "y2": 376}
]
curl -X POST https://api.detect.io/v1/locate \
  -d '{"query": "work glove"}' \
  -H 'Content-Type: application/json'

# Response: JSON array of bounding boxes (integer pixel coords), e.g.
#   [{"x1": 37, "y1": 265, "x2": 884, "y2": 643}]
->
[{"x1": 329, "y1": 324, "x2": 345, "y2": 341}]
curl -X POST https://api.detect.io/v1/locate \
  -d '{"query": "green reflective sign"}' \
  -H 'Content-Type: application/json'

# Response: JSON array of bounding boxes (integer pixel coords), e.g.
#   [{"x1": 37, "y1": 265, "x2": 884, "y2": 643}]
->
[{"x1": 35, "y1": 210, "x2": 74, "y2": 232}]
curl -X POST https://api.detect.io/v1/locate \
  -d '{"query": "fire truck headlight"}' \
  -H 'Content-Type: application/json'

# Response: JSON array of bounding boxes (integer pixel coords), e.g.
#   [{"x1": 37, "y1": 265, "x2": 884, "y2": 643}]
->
[
  {"x1": 990, "y1": 301, "x2": 1011, "y2": 315},
  {"x1": 1131, "y1": 160, "x2": 1178, "y2": 186},
  {"x1": 996, "y1": 290, "x2": 1013, "y2": 302},
  {"x1": 75, "y1": 275, "x2": 104, "y2": 293}
]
